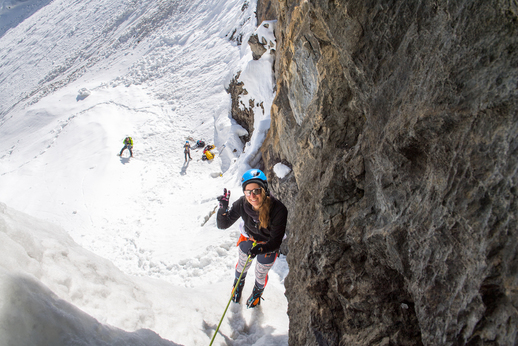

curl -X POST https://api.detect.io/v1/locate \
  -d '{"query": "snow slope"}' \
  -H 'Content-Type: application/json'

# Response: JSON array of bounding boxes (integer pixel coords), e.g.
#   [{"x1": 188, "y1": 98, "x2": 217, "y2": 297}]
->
[{"x1": 0, "y1": 0, "x2": 288, "y2": 344}]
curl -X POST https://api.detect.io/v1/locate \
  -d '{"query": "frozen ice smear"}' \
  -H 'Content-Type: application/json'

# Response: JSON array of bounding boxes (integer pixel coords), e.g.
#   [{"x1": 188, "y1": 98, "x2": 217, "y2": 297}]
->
[{"x1": 0, "y1": 0, "x2": 287, "y2": 344}]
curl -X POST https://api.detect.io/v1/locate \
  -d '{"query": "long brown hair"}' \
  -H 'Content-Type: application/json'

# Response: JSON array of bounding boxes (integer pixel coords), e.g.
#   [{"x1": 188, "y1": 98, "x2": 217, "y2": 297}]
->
[{"x1": 258, "y1": 190, "x2": 272, "y2": 229}]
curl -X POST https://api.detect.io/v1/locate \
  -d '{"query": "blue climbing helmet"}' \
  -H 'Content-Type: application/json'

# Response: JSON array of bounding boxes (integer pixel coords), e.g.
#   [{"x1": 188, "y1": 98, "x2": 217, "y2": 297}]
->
[{"x1": 241, "y1": 169, "x2": 269, "y2": 195}]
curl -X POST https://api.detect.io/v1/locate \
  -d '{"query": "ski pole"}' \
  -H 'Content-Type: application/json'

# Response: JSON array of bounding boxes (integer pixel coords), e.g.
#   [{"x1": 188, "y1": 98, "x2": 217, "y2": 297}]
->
[{"x1": 209, "y1": 241, "x2": 256, "y2": 346}]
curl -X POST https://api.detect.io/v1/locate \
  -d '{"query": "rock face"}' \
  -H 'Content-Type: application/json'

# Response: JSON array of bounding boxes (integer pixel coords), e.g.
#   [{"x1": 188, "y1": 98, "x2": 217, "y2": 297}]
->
[
  {"x1": 256, "y1": 0, "x2": 277, "y2": 24},
  {"x1": 249, "y1": 33, "x2": 268, "y2": 60},
  {"x1": 258, "y1": 0, "x2": 518, "y2": 345},
  {"x1": 227, "y1": 72, "x2": 254, "y2": 142}
]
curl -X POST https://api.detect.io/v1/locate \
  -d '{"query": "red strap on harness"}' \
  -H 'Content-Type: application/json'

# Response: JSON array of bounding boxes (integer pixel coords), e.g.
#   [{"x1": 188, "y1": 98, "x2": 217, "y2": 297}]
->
[
  {"x1": 236, "y1": 234, "x2": 267, "y2": 246},
  {"x1": 236, "y1": 234, "x2": 247, "y2": 246}
]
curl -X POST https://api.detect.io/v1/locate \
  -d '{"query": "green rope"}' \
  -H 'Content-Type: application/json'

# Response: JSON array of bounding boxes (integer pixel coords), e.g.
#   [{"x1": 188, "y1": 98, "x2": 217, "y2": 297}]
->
[{"x1": 209, "y1": 242, "x2": 256, "y2": 345}]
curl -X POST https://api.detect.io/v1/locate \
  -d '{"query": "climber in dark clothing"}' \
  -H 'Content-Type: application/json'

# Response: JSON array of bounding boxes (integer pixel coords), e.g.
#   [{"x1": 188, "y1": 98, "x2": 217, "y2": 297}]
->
[
  {"x1": 217, "y1": 169, "x2": 288, "y2": 308},
  {"x1": 184, "y1": 141, "x2": 192, "y2": 162}
]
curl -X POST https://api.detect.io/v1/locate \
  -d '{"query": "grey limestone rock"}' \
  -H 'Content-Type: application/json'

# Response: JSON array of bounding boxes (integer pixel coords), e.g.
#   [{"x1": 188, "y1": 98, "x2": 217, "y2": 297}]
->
[{"x1": 257, "y1": 0, "x2": 518, "y2": 345}]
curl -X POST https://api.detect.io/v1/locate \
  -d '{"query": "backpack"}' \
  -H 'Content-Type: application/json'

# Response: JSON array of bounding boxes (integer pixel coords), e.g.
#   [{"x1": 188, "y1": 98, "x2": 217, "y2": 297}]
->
[{"x1": 205, "y1": 150, "x2": 214, "y2": 160}]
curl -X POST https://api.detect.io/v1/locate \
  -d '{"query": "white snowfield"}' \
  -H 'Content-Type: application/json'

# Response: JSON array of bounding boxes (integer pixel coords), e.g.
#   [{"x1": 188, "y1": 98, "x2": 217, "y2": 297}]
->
[{"x1": 0, "y1": 0, "x2": 288, "y2": 345}]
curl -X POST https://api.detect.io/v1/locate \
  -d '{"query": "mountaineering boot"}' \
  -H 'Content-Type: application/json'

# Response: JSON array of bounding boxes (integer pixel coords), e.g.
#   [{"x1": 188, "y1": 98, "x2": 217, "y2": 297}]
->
[
  {"x1": 246, "y1": 284, "x2": 264, "y2": 308},
  {"x1": 231, "y1": 278, "x2": 245, "y2": 303}
]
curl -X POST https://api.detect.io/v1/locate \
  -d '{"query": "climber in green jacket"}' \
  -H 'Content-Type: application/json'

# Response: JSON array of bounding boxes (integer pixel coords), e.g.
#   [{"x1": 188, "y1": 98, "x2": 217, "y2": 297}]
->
[{"x1": 119, "y1": 136, "x2": 133, "y2": 157}]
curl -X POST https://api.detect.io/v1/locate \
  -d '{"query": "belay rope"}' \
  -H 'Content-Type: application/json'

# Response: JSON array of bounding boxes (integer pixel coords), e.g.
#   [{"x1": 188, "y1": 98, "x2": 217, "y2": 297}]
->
[{"x1": 209, "y1": 241, "x2": 256, "y2": 345}]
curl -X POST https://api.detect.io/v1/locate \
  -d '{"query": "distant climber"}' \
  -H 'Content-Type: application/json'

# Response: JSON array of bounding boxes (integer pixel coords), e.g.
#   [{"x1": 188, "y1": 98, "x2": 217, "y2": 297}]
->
[
  {"x1": 202, "y1": 144, "x2": 215, "y2": 161},
  {"x1": 203, "y1": 144, "x2": 215, "y2": 152},
  {"x1": 119, "y1": 136, "x2": 133, "y2": 157},
  {"x1": 184, "y1": 141, "x2": 192, "y2": 162}
]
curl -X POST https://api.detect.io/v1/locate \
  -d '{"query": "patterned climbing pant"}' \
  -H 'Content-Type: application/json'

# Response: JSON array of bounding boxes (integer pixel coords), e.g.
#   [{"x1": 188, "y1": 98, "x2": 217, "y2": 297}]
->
[{"x1": 235, "y1": 238, "x2": 278, "y2": 289}]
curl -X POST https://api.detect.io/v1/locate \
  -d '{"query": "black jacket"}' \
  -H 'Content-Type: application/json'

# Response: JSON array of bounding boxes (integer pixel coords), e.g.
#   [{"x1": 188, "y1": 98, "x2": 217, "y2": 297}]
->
[{"x1": 217, "y1": 195, "x2": 288, "y2": 253}]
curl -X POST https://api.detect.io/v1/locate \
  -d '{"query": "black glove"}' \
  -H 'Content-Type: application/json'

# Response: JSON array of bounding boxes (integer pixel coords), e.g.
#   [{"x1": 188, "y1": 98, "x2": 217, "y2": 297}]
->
[
  {"x1": 247, "y1": 244, "x2": 265, "y2": 258},
  {"x1": 217, "y1": 188, "x2": 231, "y2": 212}
]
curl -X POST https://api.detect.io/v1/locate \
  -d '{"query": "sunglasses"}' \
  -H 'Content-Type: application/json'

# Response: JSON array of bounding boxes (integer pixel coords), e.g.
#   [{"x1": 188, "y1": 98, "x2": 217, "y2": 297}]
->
[{"x1": 244, "y1": 188, "x2": 262, "y2": 196}]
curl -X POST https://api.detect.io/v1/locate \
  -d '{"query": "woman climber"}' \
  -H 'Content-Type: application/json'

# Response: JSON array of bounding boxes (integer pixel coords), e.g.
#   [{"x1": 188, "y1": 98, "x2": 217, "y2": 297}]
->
[{"x1": 216, "y1": 169, "x2": 288, "y2": 308}]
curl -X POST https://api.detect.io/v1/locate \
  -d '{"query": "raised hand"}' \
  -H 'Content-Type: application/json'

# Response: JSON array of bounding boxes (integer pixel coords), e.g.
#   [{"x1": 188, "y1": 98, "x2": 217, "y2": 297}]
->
[{"x1": 217, "y1": 188, "x2": 231, "y2": 212}]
